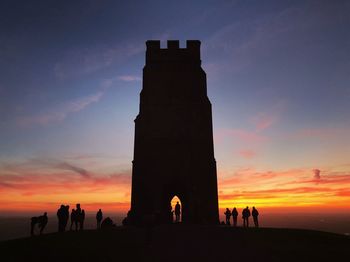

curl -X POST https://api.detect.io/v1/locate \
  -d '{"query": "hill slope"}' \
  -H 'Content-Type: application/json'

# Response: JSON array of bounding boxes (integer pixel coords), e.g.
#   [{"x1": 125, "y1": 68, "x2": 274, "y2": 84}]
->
[{"x1": 1, "y1": 225, "x2": 349, "y2": 262}]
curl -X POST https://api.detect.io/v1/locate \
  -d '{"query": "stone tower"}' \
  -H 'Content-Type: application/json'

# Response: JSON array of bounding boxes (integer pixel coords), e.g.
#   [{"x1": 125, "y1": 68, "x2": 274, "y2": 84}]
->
[{"x1": 130, "y1": 40, "x2": 219, "y2": 225}]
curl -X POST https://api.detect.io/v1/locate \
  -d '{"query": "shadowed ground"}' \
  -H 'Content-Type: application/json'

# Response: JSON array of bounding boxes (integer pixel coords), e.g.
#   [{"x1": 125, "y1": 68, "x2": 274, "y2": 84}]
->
[{"x1": 1, "y1": 225, "x2": 349, "y2": 262}]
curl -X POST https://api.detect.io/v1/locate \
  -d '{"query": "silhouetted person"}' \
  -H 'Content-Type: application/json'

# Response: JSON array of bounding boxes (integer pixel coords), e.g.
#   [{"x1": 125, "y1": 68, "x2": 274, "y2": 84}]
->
[
  {"x1": 174, "y1": 201, "x2": 181, "y2": 223},
  {"x1": 75, "y1": 203, "x2": 81, "y2": 215},
  {"x1": 242, "y1": 206, "x2": 251, "y2": 227},
  {"x1": 39, "y1": 212, "x2": 48, "y2": 234},
  {"x1": 80, "y1": 209, "x2": 85, "y2": 230},
  {"x1": 96, "y1": 209, "x2": 103, "y2": 229},
  {"x1": 232, "y1": 207, "x2": 238, "y2": 227},
  {"x1": 75, "y1": 203, "x2": 82, "y2": 231},
  {"x1": 57, "y1": 205, "x2": 65, "y2": 232},
  {"x1": 30, "y1": 212, "x2": 48, "y2": 236},
  {"x1": 252, "y1": 206, "x2": 259, "y2": 228},
  {"x1": 224, "y1": 208, "x2": 231, "y2": 225},
  {"x1": 70, "y1": 209, "x2": 76, "y2": 230},
  {"x1": 62, "y1": 205, "x2": 69, "y2": 231},
  {"x1": 31, "y1": 216, "x2": 37, "y2": 236}
]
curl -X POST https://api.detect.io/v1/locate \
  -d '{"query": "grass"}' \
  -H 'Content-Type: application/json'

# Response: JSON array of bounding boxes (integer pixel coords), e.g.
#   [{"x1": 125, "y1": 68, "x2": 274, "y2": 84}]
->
[{"x1": 1, "y1": 225, "x2": 349, "y2": 262}]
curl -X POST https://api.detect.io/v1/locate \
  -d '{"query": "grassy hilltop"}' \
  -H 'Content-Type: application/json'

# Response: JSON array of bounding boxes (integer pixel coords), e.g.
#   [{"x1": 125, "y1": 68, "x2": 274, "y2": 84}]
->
[{"x1": 1, "y1": 225, "x2": 349, "y2": 262}]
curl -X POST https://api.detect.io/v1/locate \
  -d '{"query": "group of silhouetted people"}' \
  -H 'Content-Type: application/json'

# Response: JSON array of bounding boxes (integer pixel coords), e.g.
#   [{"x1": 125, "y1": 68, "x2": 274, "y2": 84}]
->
[
  {"x1": 57, "y1": 203, "x2": 86, "y2": 232},
  {"x1": 30, "y1": 204, "x2": 105, "y2": 236},
  {"x1": 30, "y1": 204, "x2": 260, "y2": 236},
  {"x1": 224, "y1": 206, "x2": 259, "y2": 227}
]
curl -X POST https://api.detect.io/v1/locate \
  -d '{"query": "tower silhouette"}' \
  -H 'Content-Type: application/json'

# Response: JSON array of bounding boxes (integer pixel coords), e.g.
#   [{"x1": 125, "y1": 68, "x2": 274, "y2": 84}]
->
[{"x1": 130, "y1": 40, "x2": 219, "y2": 225}]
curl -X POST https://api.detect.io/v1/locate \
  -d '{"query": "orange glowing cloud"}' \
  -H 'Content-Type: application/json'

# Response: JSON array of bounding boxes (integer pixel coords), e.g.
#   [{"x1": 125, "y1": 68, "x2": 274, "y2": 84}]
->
[
  {"x1": 1, "y1": 157, "x2": 350, "y2": 215},
  {"x1": 217, "y1": 167, "x2": 350, "y2": 210},
  {"x1": 250, "y1": 112, "x2": 278, "y2": 131},
  {"x1": 287, "y1": 127, "x2": 350, "y2": 140},
  {"x1": 238, "y1": 149, "x2": 256, "y2": 159},
  {"x1": 214, "y1": 128, "x2": 268, "y2": 144},
  {"x1": 0, "y1": 158, "x2": 131, "y2": 214}
]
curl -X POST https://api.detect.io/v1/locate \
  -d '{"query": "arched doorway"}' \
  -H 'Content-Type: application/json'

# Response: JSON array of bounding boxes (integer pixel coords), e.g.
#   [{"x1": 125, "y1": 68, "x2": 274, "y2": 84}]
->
[{"x1": 170, "y1": 195, "x2": 182, "y2": 223}]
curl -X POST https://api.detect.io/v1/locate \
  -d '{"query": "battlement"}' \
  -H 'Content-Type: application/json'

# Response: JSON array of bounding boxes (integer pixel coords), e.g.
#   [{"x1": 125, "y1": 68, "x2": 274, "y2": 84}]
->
[{"x1": 145, "y1": 40, "x2": 201, "y2": 64}]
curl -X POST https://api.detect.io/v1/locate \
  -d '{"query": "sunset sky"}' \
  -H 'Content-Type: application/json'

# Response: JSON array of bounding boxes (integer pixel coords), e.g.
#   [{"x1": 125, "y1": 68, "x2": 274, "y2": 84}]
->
[{"x1": 0, "y1": 0, "x2": 349, "y2": 215}]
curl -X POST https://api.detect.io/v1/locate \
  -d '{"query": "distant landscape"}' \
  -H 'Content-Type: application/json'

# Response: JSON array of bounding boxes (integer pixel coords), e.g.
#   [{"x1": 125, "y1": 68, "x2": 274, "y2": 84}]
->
[{"x1": 1, "y1": 212, "x2": 349, "y2": 241}]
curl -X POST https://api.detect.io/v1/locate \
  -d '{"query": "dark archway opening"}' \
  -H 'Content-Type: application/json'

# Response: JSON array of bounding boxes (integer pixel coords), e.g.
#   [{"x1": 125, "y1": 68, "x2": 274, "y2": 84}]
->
[{"x1": 170, "y1": 195, "x2": 182, "y2": 223}]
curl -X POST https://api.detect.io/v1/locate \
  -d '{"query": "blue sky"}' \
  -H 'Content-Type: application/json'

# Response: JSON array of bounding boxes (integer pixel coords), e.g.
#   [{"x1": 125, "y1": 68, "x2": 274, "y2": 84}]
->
[{"x1": 1, "y1": 0, "x2": 350, "y2": 213}]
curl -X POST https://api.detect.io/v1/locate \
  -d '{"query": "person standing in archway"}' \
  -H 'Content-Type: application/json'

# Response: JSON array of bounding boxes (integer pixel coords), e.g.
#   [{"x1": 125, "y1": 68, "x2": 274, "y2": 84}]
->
[{"x1": 175, "y1": 201, "x2": 181, "y2": 223}]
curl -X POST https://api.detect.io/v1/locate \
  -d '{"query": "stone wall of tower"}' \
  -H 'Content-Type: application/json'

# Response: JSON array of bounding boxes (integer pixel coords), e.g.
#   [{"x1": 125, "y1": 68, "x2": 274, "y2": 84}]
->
[{"x1": 130, "y1": 40, "x2": 219, "y2": 225}]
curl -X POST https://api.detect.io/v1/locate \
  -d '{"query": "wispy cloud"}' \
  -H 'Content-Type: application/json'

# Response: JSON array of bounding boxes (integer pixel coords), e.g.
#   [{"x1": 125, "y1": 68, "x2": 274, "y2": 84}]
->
[
  {"x1": 277, "y1": 172, "x2": 350, "y2": 187},
  {"x1": 55, "y1": 162, "x2": 90, "y2": 178},
  {"x1": 54, "y1": 43, "x2": 143, "y2": 79},
  {"x1": 2, "y1": 158, "x2": 91, "y2": 178},
  {"x1": 251, "y1": 112, "x2": 278, "y2": 132},
  {"x1": 217, "y1": 166, "x2": 350, "y2": 208},
  {"x1": 0, "y1": 181, "x2": 16, "y2": 188},
  {"x1": 16, "y1": 91, "x2": 104, "y2": 127},
  {"x1": 118, "y1": 75, "x2": 142, "y2": 82},
  {"x1": 238, "y1": 149, "x2": 256, "y2": 159},
  {"x1": 288, "y1": 128, "x2": 346, "y2": 140},
  {"x1": 250, "y1": 101, "x2": 286, "y2": 132},
  {"x1": 219, "y1": 169, "x2": 350, "y2": 209},
  {"x1": 203, "y1": 2, "x2": 342, "y2": 77},
  {"x1": 214, "y1": 128, "x2": 268, "y2": 144},
  {"x1": 0, "y1": 158, "x2": 131, "y2": 198},
  {"x1": 215, "y1": 102, "x2": 285, "y2": 151},
  {"x1": 220, "y1": 186, "x2": 335, "y2": 199},
  {"x1": 1, "y1": 158, "x2": 350, "y2": 212}
]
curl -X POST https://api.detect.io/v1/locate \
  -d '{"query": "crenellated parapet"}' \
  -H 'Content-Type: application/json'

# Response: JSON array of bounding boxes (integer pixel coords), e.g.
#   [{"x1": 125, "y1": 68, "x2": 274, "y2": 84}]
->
[
  {"x1": 146, "y1": 40, "x2": 201, "y2": 64},
  {"x1": 130, "y1": 39, "x2": 219, "y2": 226}
]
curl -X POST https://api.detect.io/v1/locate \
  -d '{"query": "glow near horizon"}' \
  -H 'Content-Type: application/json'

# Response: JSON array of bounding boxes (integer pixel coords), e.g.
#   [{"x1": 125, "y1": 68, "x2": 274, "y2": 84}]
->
[{"x1": 0, "y1": 1, "x2": 350, "y2": 215}]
